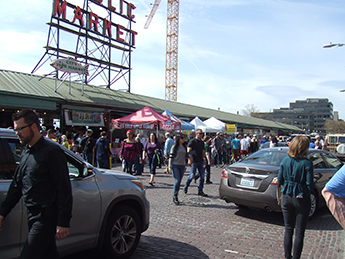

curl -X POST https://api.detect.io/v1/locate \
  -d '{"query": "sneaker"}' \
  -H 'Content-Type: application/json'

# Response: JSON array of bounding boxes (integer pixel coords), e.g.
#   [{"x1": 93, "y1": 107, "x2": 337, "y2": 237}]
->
[
  {"x1": 198, "y1": 192, "x2": 208, "y2": 197},
  {"x1": 206, "y1": 180, "x2": 213, "y2": 184},
  {"x1": 184, "y1": 186, "x2": 188, "y2": 194}
]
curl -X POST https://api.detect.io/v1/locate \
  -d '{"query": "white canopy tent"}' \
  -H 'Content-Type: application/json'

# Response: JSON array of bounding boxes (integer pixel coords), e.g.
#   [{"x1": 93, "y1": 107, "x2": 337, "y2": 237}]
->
[
  {"x1": 203, "y1": 117, "x2": 225, "y2": 133},
  {"x1": 190, "y1": 116, "x2": 208, "y2": 132}
]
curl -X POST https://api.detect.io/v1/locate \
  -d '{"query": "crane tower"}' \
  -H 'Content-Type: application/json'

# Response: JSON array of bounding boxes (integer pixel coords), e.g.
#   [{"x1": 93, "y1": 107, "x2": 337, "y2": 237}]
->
[{"x1": 145, "y1": 0, "x2": 179, "y2": 101}]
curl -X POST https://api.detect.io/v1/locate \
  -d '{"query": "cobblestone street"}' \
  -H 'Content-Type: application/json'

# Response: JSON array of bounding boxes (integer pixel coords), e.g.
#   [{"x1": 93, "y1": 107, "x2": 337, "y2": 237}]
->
[
  {"x1": 66, "y1": 164, "x2": 345, "y2": 259},
  {"x1": 129, "y1": 164, "x2": 345, "y2": 259}
]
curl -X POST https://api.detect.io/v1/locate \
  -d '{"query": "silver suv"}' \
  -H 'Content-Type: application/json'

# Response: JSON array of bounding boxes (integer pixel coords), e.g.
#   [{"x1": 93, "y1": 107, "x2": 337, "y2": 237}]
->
[{"x1": 0, "y1": 128, "x2": 149, "y2": 258}]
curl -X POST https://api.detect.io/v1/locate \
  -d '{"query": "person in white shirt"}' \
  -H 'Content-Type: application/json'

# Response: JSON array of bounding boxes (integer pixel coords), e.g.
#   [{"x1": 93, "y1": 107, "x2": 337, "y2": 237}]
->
[{"x1": 240, "y1": 135, "x2": 250, "y2": 157}]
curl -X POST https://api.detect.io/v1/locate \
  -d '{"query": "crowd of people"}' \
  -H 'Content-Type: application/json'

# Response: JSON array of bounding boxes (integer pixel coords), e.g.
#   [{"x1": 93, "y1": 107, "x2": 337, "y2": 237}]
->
[
  {"x1": 42, "y1": 127, "x2": 331, "y2": 213},
  {"x1": 115, "y1": 130, "x2": 289, "y2": 204},
  {"x1": 3, "y1": 110, "x2": 345, "y2": 259},
  {"x1": 43, "y1": 127, "x2": 112, "y2": 169}
]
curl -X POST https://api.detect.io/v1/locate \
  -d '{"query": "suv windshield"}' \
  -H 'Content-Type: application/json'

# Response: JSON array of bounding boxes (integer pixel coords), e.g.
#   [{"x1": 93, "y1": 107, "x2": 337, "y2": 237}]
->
[{"x1": 242, "y1": 149, "x2": 287, "y2": 166}]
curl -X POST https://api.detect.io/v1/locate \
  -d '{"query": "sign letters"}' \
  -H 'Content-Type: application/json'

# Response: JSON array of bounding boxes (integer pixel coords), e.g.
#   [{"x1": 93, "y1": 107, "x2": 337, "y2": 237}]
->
[{"x1": 53, "y1": 0, "x2": 137, "y2": 46}]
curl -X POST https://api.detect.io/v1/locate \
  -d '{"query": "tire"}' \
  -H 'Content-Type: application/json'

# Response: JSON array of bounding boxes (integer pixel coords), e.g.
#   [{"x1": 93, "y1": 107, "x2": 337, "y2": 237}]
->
[
  {"x1": 102, "y1": 206, "x2": 142, "y2": 259},
  {"x1": 309, "y1": 192, "x2": 318, "y2": 219}
]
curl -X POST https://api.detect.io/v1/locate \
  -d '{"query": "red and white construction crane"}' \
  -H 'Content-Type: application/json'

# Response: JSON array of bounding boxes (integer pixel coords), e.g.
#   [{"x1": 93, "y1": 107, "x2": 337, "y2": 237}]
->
[{"x1": 144, "y1": 0, "x2": 179, "y2": 102}]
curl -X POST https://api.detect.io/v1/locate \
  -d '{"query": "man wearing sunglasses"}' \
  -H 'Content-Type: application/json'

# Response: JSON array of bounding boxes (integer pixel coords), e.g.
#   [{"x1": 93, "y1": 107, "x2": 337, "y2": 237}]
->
[
  {"x1": 183, "y1": 129, "x2": 208, "y2": 197},
  {"x1": 0, "y1": 109, "x2": 72, "y2": 259}
]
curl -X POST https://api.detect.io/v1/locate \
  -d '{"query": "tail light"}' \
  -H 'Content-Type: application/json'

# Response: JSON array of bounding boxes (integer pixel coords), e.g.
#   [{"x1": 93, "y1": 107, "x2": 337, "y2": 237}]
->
[
  {"x1": 271, "y1": 177, "x2": 278, "y2": 185},
  {"x1": 221, "y1": 169, "x2": 228, "y2": 179}
]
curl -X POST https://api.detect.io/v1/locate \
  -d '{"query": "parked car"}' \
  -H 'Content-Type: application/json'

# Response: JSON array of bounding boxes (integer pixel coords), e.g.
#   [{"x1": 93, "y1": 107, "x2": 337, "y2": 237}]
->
[
  {"x1": 0, "y1": 128, "x2": 150, "y2": 259},
  {"x1": 219, "y1": 147, "x2": 343, "y2": 218},
  {"x1": 260, "y1": 141, "x2": 287, "y2": 149},
  {"x1": 286, "y1": 134, "x2": 311, "y2": 145}
]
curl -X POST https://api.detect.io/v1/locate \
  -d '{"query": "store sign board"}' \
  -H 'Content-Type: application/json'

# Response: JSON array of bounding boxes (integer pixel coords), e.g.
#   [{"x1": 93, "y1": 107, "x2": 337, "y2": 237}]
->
[
  {"x1": 72, "y1": 110, "x2": 102, "y2": 124},
  {"x1": 225, "y1": 124, "x2": 236, "y2": 134},
  {"x1": 112, "y1": 120, "x2": 156, "y2": 130},
  {"x1": 112, "y1": 119, "x2": 180, "y2": 130},
  {"x1": 160, "y1": 120, "x2": 181, "y2": 131}
]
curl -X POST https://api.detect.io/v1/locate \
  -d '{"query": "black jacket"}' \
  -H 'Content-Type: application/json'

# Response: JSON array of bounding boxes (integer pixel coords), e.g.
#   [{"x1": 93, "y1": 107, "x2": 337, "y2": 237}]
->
[{"x1": 0, "y1": 137, "x2": 73, "y2": 227}]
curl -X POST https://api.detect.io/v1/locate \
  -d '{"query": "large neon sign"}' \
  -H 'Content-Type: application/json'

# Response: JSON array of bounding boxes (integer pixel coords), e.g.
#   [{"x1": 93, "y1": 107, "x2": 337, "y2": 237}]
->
[{"x1": 53, "y1": 0, "x2": 137, "y2": 47}]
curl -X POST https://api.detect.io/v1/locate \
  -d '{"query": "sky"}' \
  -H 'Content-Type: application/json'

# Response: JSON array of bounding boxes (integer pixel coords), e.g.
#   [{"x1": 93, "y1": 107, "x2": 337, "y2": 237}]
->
[{"x1": 1, "y1": 0, "x2": 345, "y2": 119}]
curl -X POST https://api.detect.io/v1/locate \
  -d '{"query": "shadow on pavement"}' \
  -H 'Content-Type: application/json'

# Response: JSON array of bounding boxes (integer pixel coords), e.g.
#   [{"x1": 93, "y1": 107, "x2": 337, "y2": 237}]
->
[
  {"x1": 234, "y1": 206, "x2": 285, "y2": 226},
  {"x1": 233, "y1": 205, "x2": 343, "y2": 231},
  {"x1": 131, "y1": 235, "x2": 210, "y2": 259},
  {"x1": 63, "y1": 236, "x2": 209, "y2": 259}
]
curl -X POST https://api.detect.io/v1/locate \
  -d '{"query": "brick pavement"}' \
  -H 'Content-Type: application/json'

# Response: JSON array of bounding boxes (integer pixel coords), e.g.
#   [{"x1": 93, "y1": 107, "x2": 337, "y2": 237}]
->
[{"x1": 117, "y1": 163, "x2": 345, "y2": 259}]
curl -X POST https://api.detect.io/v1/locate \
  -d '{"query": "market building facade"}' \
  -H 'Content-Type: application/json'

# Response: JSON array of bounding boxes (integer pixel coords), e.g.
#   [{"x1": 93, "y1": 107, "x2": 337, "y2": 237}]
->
[{"x1": 0, "y1": 69, "x2": 300, "y2": 141}]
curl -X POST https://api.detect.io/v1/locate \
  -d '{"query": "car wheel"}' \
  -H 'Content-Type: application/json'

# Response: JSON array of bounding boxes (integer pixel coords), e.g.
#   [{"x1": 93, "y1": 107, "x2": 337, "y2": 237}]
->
[
  {"x1": 102, "y1": 206, "x2": 142, "y2": 259},
  {"x1": 309, "y1": 192, "x2": 318, "y2": 219}
]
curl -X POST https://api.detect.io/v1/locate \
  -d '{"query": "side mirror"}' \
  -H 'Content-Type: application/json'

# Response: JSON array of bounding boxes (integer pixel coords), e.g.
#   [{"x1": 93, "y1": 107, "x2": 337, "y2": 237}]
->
[{"x1": 83, "y1": 164, "x2": 93, "y2": 177}]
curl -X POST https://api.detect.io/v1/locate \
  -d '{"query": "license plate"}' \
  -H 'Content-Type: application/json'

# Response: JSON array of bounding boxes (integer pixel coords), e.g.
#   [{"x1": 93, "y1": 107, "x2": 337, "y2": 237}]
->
[{"x1": 240, "y1": 177, "x2": 254, "y2": 187}]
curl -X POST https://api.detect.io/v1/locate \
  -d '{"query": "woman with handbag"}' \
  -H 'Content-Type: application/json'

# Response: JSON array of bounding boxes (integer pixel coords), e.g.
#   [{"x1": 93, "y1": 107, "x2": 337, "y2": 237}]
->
[
  {"x1": 168, "y1": 134, "x2": 187, "y2": 205},
  {"x1": 277, "y1": 136, "x2": 315, "y2": 259},
  {"x1": 143, "y1": 132, "x2": 162, "y2": 186}
]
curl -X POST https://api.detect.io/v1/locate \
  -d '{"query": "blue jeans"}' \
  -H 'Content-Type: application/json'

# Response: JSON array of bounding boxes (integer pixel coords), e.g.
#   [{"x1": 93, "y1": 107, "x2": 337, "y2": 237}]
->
[
  {"x1": 185, "y1": 161, "x2": 205, "y2": 193},
  {"x1": 281, "y1": 194, "x2": 311, "y2": 259},
  {"x1": 125, "y1": 160, "x2": 139, "y2": 175},
  {"x1": 147, "y1": 157, "x2": 157, "y2": 175},
  {"x1": 205, "y1": 163, "x2": 211, "y2": 182},
  {"x1": 134, "y1": 155, "x2": 142, "y2": 174},
  {"x1": 172, "y1": 165, "x2": 186, "y2": 195}
]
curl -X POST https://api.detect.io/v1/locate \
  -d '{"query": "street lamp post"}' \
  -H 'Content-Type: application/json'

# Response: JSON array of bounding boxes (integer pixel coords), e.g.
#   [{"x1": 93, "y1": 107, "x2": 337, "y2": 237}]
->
[
  {"x1": 323, "y1": 42, "x2": 344, "y2": 48},
  {"x1": 294, "y1": 121, "x2": 304, "y2": 132}
]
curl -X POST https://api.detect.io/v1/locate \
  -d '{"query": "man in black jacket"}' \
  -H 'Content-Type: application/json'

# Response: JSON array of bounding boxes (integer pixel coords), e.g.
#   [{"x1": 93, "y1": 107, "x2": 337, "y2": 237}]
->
[
  {"x1": 0, "y1": 109, "x2": 73, "y2": 259},
  {"x1": 183, "y1": 129, "x2": 208, "y2": 197},
  {"x1": 81, "y1": 128, "x2": 95, "y2": 164}
]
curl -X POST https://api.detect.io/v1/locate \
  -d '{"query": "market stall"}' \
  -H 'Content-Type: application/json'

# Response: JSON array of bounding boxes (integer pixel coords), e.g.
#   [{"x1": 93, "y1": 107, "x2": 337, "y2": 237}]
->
[{"x1": 161, "y1": 110, "x2": 194, "y2": 131}]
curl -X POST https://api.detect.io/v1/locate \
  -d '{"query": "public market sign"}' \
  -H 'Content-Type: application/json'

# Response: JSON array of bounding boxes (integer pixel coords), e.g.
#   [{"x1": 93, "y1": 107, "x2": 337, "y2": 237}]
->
[{"x1": 52, "y1": 0, "x2": 137, "y2": 47}]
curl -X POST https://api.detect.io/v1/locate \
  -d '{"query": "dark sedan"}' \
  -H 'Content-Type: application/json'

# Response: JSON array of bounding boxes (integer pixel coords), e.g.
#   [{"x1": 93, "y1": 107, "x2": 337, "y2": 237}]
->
[{"x1": 219, "y1": 147, "x2": 343, "y2": 218}]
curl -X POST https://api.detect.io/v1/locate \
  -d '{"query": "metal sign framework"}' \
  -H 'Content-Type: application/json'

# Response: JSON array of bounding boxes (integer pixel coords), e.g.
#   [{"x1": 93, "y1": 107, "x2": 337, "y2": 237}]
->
[{"x1": 32, "y1": 0, "x2": 137, "y2": 91}]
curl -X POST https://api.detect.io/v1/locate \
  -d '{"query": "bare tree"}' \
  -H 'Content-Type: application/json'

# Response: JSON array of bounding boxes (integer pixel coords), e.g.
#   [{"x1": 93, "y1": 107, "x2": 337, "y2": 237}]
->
[
  {"x1": 241, "y1": 104, "x2": 260, "y2": 117},
  {"x1": 324, "y1": 120, "x2": 345, "y2": 134}
]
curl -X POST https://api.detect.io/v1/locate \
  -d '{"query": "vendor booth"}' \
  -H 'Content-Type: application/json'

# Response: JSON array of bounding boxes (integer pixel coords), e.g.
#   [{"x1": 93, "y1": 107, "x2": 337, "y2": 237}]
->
[
  {"x1": 112, "y1": 106, "x2": 180, "y2": 131},
  {"x1": 203, "y1": 117, "x2": 225, "y2": 133},
  {"x1": 161, "y1": 110, "x2": 194, "y2": 131},
  {"x1": 111, "y1": 106, "x2": 180, "y2": 160},
  {"x1": 190, "y1": 117, "x2": 207, "y2": 132}
]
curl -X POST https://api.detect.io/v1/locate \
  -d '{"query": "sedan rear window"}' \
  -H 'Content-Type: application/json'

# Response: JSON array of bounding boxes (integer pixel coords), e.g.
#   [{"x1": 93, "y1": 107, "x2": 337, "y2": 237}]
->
[
  {"x1": 242, "y1": 150, "x2": 287, "y2": 166},
  {"x1": 322, "y1": 153, "x2": 343, "y2": 169}
]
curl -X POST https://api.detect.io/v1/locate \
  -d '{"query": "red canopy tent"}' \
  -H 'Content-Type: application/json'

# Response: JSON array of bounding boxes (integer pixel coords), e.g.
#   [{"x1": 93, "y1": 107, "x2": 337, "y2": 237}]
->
[{"x1": 111, "y1": 106, "x2": 180, "y2": 131}]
